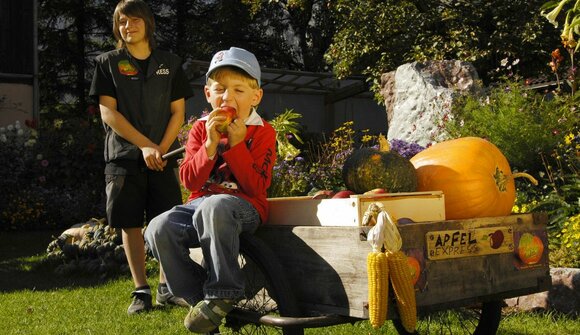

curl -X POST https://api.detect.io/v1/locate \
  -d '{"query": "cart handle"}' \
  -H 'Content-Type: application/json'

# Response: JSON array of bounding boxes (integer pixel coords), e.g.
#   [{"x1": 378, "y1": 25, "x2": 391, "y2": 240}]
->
[
  {"x1": 162, "y1": 146, "x2": 185, "y2": 160},
  {"x1": 230, "y1": 308, "x2": 356, "y2": 328}
]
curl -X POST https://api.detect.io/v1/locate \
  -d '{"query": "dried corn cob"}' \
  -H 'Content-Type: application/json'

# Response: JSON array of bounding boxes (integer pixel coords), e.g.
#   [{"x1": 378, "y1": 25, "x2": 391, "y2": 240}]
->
[
  {"x1": 367, "y1": 249, "x2": 389, "y2": 328},
  {"x1": 379, "y1": 211, "x2": 417, "y2": 333},
  {"x1": 366, "y1": 206, "x2": 389, "y2": 329},
  {"x1": 387, "y1": 250, "x2": 416, "y2": 332}
]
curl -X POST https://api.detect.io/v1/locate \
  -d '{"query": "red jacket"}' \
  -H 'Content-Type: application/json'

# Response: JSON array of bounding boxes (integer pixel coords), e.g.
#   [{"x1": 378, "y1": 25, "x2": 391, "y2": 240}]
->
[{"x1": 180, "y1": 118, "x2": 277, "y2": 224}]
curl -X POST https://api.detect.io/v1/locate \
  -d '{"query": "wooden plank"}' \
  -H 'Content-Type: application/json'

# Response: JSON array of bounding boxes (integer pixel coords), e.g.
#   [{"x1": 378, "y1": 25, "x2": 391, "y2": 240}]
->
[
  {"x1": 255, "y1": 213, "x2": 550, "y2": 318},
  {"x1": 256, "y1": 226, "x2": 370, "y2": 317},
  {"x1": 425, "y1": 226, "x2": 514, "y2": 260}
]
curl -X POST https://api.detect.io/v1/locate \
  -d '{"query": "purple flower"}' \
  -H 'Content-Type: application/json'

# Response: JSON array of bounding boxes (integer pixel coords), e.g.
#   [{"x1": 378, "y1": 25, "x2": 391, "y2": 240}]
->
[{"x1": 389, "y1": 139, "x2": 425, "y2": 159}]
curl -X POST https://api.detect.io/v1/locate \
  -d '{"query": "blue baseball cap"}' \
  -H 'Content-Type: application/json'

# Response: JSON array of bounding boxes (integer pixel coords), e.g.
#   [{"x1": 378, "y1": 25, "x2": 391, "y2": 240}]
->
[{"x1": 206, "y1": 47, "x2": 261, "y2": 87}]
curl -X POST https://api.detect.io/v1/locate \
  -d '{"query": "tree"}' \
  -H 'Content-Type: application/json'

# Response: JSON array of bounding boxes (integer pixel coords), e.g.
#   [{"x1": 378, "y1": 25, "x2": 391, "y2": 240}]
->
[
  {"x1": 38, "y1": 0, "x2": 116, "y2": 113},
  {"x1": 237, "y1": 0, "x2": 336, "y2": 71},
  {"x1": 325, "y1": 0, "x2": 561, "y2": 101}
]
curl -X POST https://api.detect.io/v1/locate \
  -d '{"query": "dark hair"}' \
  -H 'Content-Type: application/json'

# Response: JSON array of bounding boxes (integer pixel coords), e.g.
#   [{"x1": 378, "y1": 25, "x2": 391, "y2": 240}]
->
[{"x1": 112, "y1": 0, "x2": 156, "y2": 50}]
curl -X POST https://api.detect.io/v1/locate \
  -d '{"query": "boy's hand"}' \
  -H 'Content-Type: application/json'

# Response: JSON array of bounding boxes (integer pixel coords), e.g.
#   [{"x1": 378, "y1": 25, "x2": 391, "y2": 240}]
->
[
  {"x1": 227, "y1": 118, "x2": 247, "y2": 147},
  {"x1": 206, "y1": 109, "x2": 227, "y2": 141},
  {"x1": 205, "y1": 109, "x2": 225, "y2": 157}
]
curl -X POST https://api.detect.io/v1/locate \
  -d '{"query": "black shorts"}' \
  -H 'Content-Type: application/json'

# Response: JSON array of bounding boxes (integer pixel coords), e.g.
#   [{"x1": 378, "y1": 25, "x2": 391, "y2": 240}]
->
[{"x1": 105, "y1": 167, "x2": 181, "y2": 228}]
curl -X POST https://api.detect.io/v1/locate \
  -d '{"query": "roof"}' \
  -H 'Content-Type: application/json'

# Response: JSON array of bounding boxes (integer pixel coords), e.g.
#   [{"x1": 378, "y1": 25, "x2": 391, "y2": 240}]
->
[{"x1": 185, "y1": 60, "x2": 372, "y2": 104}]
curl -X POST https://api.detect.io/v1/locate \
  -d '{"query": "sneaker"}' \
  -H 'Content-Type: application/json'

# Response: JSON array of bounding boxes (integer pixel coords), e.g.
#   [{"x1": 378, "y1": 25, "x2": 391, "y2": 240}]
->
[
  {"x1": 156, "y1": 288, "x2": 189, "y2": 307},
  {"x1": 127, "y1": 291, "x2": 153, "y2": 315},
  {"x1": 184, "y1": 299, "x2": 233, "y2": 333}
]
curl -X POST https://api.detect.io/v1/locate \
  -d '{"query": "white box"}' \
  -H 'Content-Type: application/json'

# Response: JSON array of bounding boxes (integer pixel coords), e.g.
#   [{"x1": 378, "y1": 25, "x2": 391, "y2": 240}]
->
[{"x1": 265, "y1": 191, "x2": 445, "y2": 226}]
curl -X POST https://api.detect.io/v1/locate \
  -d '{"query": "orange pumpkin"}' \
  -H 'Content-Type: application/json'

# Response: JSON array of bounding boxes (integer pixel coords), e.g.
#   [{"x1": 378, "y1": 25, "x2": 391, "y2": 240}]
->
[{"x1": 409, "y1": 137, "x2": 536, "y2": 220}]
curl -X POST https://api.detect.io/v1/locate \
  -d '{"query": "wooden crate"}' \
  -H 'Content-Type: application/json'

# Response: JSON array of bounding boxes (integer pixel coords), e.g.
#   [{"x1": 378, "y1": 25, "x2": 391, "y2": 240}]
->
[
  {"x1": 266, "y1": 191, "x2": 445, "y2": 226},
  {"x1": 256, "y1": 213, "x2": 551, "y2": 319}
]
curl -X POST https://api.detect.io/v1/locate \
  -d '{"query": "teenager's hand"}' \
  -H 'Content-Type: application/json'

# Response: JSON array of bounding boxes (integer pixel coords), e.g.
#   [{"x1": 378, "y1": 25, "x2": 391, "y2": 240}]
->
[{"x1": 142, "y1": 146, "x2": 167, "y2": 171}]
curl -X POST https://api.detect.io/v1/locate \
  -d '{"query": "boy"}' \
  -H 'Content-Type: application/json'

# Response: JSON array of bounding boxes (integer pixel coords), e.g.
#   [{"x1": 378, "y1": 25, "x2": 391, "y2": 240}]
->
[
  {"x1": 144, "y1": 47, "x2": 277, "y2": 333},
  {"x1": 89, "y1": 0, "x2": 193, "y2": 314}
]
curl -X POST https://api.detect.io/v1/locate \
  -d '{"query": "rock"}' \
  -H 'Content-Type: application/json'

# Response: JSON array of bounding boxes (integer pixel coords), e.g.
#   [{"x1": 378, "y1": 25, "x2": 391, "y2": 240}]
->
[
  {"x1": 504, "y1": 267, "x2": 580, "y2": 316},
  {"x1": 380, "y1": 60, "x2": 481, "y2": 147}
]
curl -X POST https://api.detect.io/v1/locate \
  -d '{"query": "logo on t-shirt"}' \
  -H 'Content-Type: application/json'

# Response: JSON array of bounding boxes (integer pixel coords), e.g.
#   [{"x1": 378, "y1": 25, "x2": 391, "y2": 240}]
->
[
  {"x1": 118, "y1": 60, "x2": 138, "y2": 76},
  {"x1": 156, "y1": 68, "x2": 170, "y2": 75}
]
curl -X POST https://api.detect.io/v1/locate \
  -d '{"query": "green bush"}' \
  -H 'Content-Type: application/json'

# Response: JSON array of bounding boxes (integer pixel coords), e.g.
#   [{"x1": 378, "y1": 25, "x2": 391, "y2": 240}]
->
[
  {"x1": 550, "y1": 213, "x2": 580, "y2": 268},
  {"x1": 445, "y1": 82, "x2": 577, "y2": 174},
  {"x1": 0, "y1": 106, "x2": 105, "y2": 231},
  {"x1": 268, "y1": 118, "x2": 425, "y2": 198}
]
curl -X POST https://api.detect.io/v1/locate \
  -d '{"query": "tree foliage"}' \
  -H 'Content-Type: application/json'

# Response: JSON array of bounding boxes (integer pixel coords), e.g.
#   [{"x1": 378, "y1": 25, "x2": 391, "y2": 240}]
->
[
  {"x1": 325, "y1": 0, "x2": 561, "y2": 100},
  {"x1": 38, "y1": 0, "x2": 117, "y2": 112},
  {"x1": 37, "y1": 0, "x2": 563, "y2": 112},
  {"x1": 37, "y1": 0, "x2": 336, "y2": 115}
]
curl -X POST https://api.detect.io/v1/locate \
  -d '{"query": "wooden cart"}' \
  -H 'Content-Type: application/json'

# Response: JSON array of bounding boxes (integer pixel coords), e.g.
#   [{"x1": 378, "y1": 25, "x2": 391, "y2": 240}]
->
[{"x1": 205, "y1": 194, "x2": 551, "y2": 335}]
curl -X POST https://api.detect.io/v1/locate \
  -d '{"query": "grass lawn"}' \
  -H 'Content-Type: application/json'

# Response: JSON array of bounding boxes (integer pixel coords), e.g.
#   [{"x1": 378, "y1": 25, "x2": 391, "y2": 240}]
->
[{"x1": 0, "y1": 230, "x2": 578, "y2": 335}]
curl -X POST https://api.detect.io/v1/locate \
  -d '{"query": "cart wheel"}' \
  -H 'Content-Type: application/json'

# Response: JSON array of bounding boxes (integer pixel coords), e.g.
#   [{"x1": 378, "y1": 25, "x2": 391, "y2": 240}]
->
[
  {"x1": 391, "y1": 300, "x2": 502, "y2": 335},
  {"x1": 222, "y1": 233, "x2": 304, "y2": 335}
]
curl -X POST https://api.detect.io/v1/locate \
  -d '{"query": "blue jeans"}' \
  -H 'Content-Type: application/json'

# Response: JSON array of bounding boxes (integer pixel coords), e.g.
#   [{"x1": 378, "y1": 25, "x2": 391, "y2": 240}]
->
[{"x1": 144, "y1": 194, "x2": 260, "y2": 305}]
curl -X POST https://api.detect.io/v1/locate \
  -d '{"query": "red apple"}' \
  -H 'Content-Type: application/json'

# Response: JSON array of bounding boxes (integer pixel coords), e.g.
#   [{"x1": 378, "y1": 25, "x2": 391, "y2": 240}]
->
[
  {"x1": 311, "y1": 190, "x2": 335, "y2": 199},
  {"x1": 332, "y1": 190, "x2": 356, "y2": 198},
  {"x1": 215, "y1": 106, "x2": 237, "y2": 133},
  {"x1": 488, "y1": 230, "x2": 504, "y2": 249},
  {"x1": 363, "y1": 188, "x2": 388, "y2": 195}
]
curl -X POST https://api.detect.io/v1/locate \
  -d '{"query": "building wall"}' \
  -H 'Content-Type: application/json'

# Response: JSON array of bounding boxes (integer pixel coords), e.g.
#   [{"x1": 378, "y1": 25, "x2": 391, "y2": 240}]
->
[
  {"x1": 186, "y1": 91, "x2": 388, "y2": 135},
  {"x1": 0, "y1": 0, "x2": 35, "y2": 127},
  {"x1": 0, "y1": 83, "x2": 34, "y2": 127}
]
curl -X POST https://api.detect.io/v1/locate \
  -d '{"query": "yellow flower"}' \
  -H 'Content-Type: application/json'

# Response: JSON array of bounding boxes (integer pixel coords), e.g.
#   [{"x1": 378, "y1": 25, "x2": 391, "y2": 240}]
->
[
  {"x1": 561, "y1": 14, "x2": 579, "y2": 49},
  {"x1": 564, "y1": 133, "x2": 574, "y2": 145},
  {"x1": 542, "y1": 0, "x2": 570, "y2": 28},
  {"x1": 53, "y1": 119, "x2": 64, "y2": 129}
]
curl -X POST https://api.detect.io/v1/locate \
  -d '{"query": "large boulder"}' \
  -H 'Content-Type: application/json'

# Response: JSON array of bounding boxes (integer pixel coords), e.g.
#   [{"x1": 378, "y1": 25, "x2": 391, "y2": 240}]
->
[
  {"x1": 380, "y1": 60, "x2": 481, "y2": 147},
  {"x1": 504, "y1": 267, "x2": 580, "y2": 316}
]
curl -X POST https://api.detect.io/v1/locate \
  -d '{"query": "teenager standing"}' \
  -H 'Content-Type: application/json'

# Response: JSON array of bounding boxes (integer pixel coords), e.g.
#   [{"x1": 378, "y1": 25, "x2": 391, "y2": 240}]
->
[{"x1": 89, "y1": 0, "x2": 193, "y2": 314}]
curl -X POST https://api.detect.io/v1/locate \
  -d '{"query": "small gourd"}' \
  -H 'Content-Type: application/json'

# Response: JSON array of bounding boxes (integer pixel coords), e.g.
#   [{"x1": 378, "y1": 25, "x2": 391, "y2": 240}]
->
[{"x1": 342, "y1": 135, "x2": 418, "y2": 194}]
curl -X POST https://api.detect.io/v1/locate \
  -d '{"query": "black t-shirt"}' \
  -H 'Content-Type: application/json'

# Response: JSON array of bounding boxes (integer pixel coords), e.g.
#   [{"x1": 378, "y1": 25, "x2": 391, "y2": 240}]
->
[
  {"x1": 90, "y1": 48, "x2": 194, "y2": 173},
  {"x1": 91, "y1": 51, "x2": 193, "y2": 104}
]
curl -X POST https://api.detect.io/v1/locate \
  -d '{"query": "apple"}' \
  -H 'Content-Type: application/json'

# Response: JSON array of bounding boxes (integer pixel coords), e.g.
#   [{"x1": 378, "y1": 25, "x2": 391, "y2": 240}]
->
[
  {"x1": 407, "y1": 256, "x2": 421, "y2": 285},
  {"x1": 488, "y1": 229, "x2": 504, "y2": 249},
  {"x1": 517, "y1": 232, "x2": 545, "y2": 265},
  {"x1": 311, "y1": 190, "x2": 335, "y2": 199},
  {"x1": 215, "y1": 106, "x2": 237, "y2": 133},
  {"x1": 363, "y1": 188, "x2": 388, "y2": 195},
  {"x1": 332, "y1": 190, "x2": 356, "y2": 198}
]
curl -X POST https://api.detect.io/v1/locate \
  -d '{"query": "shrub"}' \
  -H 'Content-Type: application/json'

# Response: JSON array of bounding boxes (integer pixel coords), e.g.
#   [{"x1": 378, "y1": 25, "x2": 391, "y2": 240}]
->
[
  {"x1": 268, "y1": 117, "x2": 425, "y2": 197},
  {"x1": 0, "y1": 105, "x2": 106, "y2": 231},
  {"x1": 532, "y1": 124, "x2": 580, "y2": 242},
  {"x1": 177, "y1": 115, "x2": 198, "y2": 203},
  {"x1": 445, "y1": 82, "x2": 576, "y2": 174},
  {"x1": 550, "y1": 214, "x2": 580, "y2": 268}
]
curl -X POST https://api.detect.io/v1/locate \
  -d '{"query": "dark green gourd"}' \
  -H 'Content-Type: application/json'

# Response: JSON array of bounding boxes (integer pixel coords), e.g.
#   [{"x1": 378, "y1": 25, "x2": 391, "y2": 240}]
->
[{"x1": 342, "y1": 135, "x2": 418, "y2": 194}]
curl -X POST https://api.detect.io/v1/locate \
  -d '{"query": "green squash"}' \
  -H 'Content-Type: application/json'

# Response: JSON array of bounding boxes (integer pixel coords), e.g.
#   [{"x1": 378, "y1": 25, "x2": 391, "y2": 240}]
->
[{"x1": 342, "y1": 136, "x2": 418, "y2": 194}]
